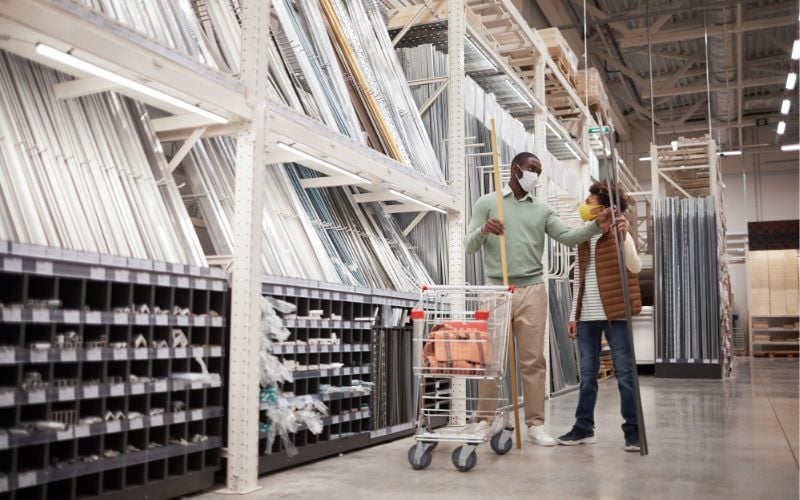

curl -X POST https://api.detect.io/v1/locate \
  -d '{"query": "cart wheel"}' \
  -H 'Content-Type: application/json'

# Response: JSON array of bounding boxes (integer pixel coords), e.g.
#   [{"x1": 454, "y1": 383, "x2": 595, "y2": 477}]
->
[
  {"x1": 408, "y1": 444, "x2": 433, "y2": 470},
  {"x1": 490, "y1": 430, "x2": 513, "y2": 455},
  {"x1": 451, "y1": 446, "x2": 477, "y2": 472}
]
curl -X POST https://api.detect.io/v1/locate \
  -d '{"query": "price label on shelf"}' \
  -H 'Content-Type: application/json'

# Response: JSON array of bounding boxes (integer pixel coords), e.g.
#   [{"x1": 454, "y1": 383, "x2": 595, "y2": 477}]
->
[
  {"x1": 4, "y1": 257, "x2": 22, "y2": 272},
  {"x1": 174, "y1": 348, "x2": 187, "y2": 358},
  {"x1": 158, "y1": 275, "x2": 170, "y2": 287},
  {"x1": 90, "y1": 267, "x2": 106, "y2": 280},
  {"x1": 30, "y1": 350, "x2": 48, "y2": 363},
  {"x1": 58, "y1": 387, "x2": 75, "y2": 400},
  {"x1": 151, "y1": 415, "x2": 163, "y2": 426},
  {"x1": 56, "y1": 430, "x2": 72, "y2": 441},
  {"x1": 177, "y1": 277, "x2": 189, "y2": 288},
  {"x1": 687, "y1": 359, "x2": 695, "y2": 364},
  {"x1": 32, "y1": 310, "x2": 49, "y2": 323},
  {"x1": 135, "y1": 314, "x2": 149, "y2": 326},
  {"x1": 75, "y1": 425, "x2": 89, "y2": 438},
  {"x1": 195, "y1": 278, "x2": 207, "y2": 290},
  {"x1": 110, "y1": 384, "x2": 125, "y2": 397},
  {"x1": 113, "y1": 349, "x2": 127, "y2": 360},
  {"x1": 2, "y1": 309, "x2": 20, "y2": 322},
  {"x1": 83, "y1": 386, "x2": 99, "y2": 399},
  {"x1": 0, "y1": 350, "x2": 13, "y2": 364},
  {"x1": 129, "y1": 418, "x2": 143, "y2": 430},
  {"x1": 62, "y1": 350, "x2": 77, "y2": 363},
  {"x1": 157, "y1": 348, "x2": 169, "y2": 359},
  {"x1": 63, "y1": 310, "x2": 80, "y2": 324},
  {"x1": 155, "y1": 315, "x2": 167, "y2": 326},
  {"x1": 131, "y1": 383, "x2": 144, "y2": 395},
  {"x1": 106, "y1": 421, "x2": 121, "y2": 433},
  {"x1": 177, "y1": 316, "x2": 189, "y2": 326},
  {"x1": 28, "y1": 390, "x2": 45, "y2": 404},
  {"x1": 85, "y1": 312, "x2": 101, "y2": 324},
  {"x1": 0, "y1": 392, "x2": 14, "y2": 407},
  {"x1": 134, "y1": 349, "x2": 148, "y2": 360},
  {"x1": 173, "y1": 412, "x2": 185, "y2": 424},
  {"x1": 86, "y1": 349, "x2": 101, "y2": 361},
  {"x1": 17, "y1": 472, "x2": 36, "y2": 488},
  {"x1": 155, "y1": 380, "x2": 167, "y2": 392},
  {"x1": 115, "y1": 270, "x2": 130, "y2": 282},
  {"x1": 35, "y1": 261, "x2": 53, "y2": 275},
  {"x1": 211, "y1": 346, "x2": 221, "y2": 356},
  {"x1": 136, "y1": 272, "x2": 150, "y2": 285},
  {"x1": 192, "y1": 409, "x2": 203, "y2": 420}
]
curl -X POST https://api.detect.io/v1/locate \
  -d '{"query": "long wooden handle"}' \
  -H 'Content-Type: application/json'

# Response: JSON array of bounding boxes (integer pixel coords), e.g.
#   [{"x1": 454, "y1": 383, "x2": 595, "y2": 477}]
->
[{"x1": 490, "y1": 119, "x2": 522, "y2": 449}]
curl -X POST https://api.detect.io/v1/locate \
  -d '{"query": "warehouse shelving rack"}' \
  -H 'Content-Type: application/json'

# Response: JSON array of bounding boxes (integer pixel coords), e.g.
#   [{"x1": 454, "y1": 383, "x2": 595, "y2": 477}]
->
[
  {"x1": 0, "y1": 241, "x2": 228, "y2": 500},
  {"x1": 256, "y1": 276, "x2": 422, "y2": 474}
]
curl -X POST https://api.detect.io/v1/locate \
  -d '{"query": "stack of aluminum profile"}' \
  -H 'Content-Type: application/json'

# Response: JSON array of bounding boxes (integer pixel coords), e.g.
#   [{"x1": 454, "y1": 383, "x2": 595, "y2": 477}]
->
[
  {"x1": 548, "y1": 279, "x2": 580, "y2": 394},
  {"x1": 654, "y1": 197, "x2": 721, "y2": 363},
  {"x1": 0, "y1": 52, "x2": 206, "y2": 266}
]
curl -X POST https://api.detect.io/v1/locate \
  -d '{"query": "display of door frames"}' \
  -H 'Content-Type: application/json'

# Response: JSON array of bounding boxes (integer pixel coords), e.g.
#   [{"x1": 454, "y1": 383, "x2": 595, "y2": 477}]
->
[
  {"x1": 0, "y1": 52, "x2": 206, "y2": 266},
  {"x1": 654, "y1": 197, "x2": 722, "y2": 365}
]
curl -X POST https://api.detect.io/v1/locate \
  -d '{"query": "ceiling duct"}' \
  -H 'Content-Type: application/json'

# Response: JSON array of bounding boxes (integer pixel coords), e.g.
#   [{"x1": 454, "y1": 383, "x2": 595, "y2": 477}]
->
[{"x1": 707, "y1": 7, "x2": 736, "y2": 146}]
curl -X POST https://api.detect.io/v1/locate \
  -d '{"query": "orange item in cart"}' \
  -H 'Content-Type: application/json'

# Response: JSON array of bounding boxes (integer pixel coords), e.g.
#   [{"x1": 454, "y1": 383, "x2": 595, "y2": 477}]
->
[{"x1": 422, "y1": 321, "x2": 493, "y2": 375}]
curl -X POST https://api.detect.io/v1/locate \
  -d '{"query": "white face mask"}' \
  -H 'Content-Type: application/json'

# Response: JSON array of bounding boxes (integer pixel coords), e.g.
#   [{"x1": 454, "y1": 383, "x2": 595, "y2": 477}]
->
[{"x1": 515, "y1": 167, "x2": 539, "y2": 193}]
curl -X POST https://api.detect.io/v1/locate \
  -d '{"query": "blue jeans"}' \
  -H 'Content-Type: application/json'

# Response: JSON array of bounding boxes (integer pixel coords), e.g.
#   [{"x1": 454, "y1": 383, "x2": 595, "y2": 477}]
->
[{"x1": 575, "y1": 320, "x2": 638, "y2": 435}]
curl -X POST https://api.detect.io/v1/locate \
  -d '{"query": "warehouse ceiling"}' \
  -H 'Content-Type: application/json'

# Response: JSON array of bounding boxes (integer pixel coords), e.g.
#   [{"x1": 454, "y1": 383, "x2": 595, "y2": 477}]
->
[{"x1": 538, "y1": 0, "x2": 798, "y2": 150}]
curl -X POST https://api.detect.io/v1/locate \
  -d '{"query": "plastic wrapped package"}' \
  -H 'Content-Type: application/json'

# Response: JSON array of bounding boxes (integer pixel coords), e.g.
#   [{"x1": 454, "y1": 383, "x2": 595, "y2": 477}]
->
[{"x1": 265, "y1": 296, "x2": 298, "y2": 316}]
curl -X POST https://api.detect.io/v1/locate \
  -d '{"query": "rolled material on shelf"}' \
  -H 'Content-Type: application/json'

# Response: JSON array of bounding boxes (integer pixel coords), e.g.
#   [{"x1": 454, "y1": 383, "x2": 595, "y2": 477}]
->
[
  {"x1": 0, "y1": 52, "x2": 206, "y2": 265},
  {"x1": 654, "y1": 197, "x2": 721, "y2": 363}
]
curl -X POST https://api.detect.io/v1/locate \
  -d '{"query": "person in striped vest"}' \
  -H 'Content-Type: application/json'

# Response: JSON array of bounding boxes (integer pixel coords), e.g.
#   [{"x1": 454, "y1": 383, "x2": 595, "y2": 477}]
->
[{"x1": 556, "y1": 181, "x2": 643, "y2": 452}]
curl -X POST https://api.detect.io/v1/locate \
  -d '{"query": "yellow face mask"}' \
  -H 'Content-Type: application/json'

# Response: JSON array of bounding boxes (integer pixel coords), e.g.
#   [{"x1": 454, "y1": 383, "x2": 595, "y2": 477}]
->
[{"x1": 579, "y1": 204, "x2": 602, "y2": 222}]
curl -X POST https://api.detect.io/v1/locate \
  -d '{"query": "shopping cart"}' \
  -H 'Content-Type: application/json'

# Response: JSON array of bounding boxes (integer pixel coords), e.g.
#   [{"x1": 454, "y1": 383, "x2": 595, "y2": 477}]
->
[{"x1": 407, "y1": 285, "x2": 515, "y2": 472}]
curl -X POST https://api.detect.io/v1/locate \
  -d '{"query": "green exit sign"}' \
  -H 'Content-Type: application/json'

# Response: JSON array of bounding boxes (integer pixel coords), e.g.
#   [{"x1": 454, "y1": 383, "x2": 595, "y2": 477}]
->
[{"x1": 589, "y1": 126, "x2": 610, "y2": 134}]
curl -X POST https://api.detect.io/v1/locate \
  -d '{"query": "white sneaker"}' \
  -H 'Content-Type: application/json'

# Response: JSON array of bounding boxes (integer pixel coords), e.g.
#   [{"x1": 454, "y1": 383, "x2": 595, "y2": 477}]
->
[{"x1": 527, "y1": 425, "x2": 557, "y2": 446}]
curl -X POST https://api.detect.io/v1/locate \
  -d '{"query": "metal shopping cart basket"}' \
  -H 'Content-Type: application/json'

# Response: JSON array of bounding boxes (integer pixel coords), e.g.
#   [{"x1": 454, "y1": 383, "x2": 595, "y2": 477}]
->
[{"x1": 407, "y1": 285, "x2": 515, "y2": 472}]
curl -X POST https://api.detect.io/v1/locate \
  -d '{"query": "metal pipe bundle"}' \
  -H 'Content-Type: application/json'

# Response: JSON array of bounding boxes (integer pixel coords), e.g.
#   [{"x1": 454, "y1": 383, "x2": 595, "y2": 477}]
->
[
  {"x1": 0, "y1": 52, "x2": 206, "y2": 265},
  {"x1": 655, "y1": 197, "x2": 721, "y2": 362}
]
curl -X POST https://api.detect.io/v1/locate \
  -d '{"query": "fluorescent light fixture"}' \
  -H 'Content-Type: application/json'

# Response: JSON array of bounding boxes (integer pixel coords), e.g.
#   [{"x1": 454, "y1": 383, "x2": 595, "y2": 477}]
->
[
  {"x1": 275, "y1": 142, "x2": 371, "y2": 184},
  {"x1": 604, "y1": 146, "x2": 611, "y2": 156},
  {"x1": 545, "y1": 121, "x2": 562, "y2": 139},
  {"x1": 465, "y1": 36, "x2": 498, "y2": 72},
  {"x1": 388, "y1": 189, "x2": 447, "y2": 214},
  {"x1": 35, "y1": 43, "x2": 227, "y2": 124},
  {"x1": 717, "y1": 150, "x2": 742, "y2": 157},
  {"x1": 787, "y1": 73, "x2": 797, "y2": 90},
  {"x1": 777, "y1": 121, "x2": 786, "y2": 135},
  {"x1": 670, "y1": 140, "x2": 678, "y2": 151},
  {"x1": 781, "y1": 99, "x2": 791, "y2": 114},
  {"x1": 505, "y1": 81, "x2": 533, "y2": 109},
  {"x1": 793, "y1": 40, "x2": 800, "y2": 60},
  {"x1": 564, "y1": 142, "x2": 581, "y2": 160},
  {"x1": 638, "y1": 156, "x2": 652, "y2": 161},
  {"x1": 780, "y1": 143, "x2": 800, "y2": 152}
]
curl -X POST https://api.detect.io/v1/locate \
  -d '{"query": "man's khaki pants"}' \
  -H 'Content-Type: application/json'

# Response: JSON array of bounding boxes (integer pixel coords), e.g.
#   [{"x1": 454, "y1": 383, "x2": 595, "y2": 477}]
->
[{"x1": 477, "y1": 283, "x2": 547, "y2": 427}]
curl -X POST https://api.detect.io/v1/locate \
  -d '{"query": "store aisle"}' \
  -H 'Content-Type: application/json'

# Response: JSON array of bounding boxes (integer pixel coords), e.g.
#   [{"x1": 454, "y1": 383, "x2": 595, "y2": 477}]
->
[{"x1": 197, "y1": 358, "x2": 798, "y2": 500}]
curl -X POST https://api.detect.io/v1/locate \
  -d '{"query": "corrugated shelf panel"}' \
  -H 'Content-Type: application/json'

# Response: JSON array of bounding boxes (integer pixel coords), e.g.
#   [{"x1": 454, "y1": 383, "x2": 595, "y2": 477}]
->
[
  {"x1": 369, "y1": 421, "x2": 414, "y2": 439},
  {"x1": 0, "y1": 346, "x2": 224, "y2": 365},
  {"x1": 0, "y1": 407, "x2": 223, "y2": 450},
  {"x1": 266, "y1": 101, "x2": 458, "y2": 212},
  {"x1": 290, "y1": 365, "x2": 372, "y2": 380},
  {"x1": 0, "y1": 437, "x2": 222, "y2": 493},
  {"x1": 0, "y1": 379, "x2": 223, "y2": 407},
  {"x1": 271, "y1": 343, "x2": 370, "y2": 355}
]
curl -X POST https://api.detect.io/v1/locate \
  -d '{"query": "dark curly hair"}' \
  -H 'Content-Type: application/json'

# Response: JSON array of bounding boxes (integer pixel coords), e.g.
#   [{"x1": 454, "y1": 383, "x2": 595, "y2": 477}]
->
[{"x1": 589, "y1": 181, "x2": 630, "y2": 213}]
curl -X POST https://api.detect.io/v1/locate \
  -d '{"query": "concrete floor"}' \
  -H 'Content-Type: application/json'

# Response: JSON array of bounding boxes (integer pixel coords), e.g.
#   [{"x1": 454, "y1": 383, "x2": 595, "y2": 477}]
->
[{"x1": 196, "y1": 358, "x2": 798, "y2": 500}]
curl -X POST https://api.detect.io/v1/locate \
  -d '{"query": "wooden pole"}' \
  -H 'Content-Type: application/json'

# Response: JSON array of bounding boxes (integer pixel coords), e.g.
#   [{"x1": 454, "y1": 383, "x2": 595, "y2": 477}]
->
[{"x1": 490, "y1": 118, "x2": 522, "y2": 449}]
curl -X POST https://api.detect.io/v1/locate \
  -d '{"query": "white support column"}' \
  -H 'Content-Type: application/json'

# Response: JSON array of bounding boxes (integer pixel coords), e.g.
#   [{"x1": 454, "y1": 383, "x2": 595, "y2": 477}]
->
[
  {"x1": 447, "y1": 0, "x2": 467, "y2": 426},
  {"x1": 223, "y1": 0, "x2": 270, "y2": 494}
]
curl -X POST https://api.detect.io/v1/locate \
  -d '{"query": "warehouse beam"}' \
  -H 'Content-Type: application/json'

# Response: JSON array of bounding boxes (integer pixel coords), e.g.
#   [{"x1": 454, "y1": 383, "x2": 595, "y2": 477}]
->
[
  {"x1": 166, "y1": 127, "x2": 206, "y2": 173},
  {"x1": 642, "y1": 76, "x2": 785, "y2": 98},
  {"x1": 53, "y1": 76, "x2": 117, "y2": 98},
  {"x1": 617, "y1": 16, "x2": 795, "y2": 48},
  {"x1": 298, "y1": 175, "x2": 360, "y2": 189}
]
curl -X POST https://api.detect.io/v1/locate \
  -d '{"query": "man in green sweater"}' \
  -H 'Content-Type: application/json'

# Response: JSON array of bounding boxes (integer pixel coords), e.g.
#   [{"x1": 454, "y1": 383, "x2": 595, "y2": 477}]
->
[{"x1": 466, "y1": 151, "x2": 613, "y2": 446}]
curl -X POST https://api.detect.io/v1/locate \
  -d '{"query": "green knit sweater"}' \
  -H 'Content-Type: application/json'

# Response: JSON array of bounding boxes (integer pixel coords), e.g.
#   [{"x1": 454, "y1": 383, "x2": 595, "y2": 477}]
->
[{"x1": 465, "y1": 188, "x2": 601, "y2": 286}]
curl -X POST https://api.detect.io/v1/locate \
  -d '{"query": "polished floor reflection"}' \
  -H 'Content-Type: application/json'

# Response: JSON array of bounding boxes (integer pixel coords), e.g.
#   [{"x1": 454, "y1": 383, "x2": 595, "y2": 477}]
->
[{"x1": 197, "y1": 358, "x2": 798, "y2": 500}]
